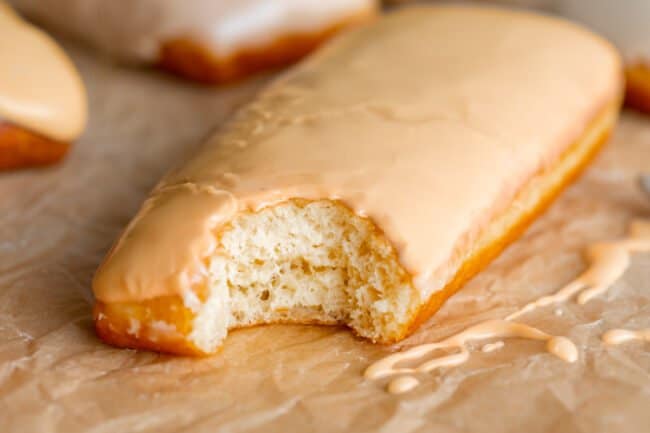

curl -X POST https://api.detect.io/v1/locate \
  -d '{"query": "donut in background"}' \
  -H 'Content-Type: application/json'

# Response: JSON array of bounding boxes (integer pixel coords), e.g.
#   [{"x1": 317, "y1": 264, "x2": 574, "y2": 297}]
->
[
  {"x1": 10, "y1": 0, "x2": 378, "y2": 84},
  {"x1": 0, "y1": 1, "x2": 86, "y2": 170}
]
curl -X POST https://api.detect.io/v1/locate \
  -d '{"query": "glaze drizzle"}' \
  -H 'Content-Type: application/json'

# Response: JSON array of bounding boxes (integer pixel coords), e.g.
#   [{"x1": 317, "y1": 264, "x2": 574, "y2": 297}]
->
[
  {"x1": 367, "y1": 219, "x2": 650, "y2": 394},
  {"x1": 602, "y1": 328, "x2": 650, "y2": 345}
]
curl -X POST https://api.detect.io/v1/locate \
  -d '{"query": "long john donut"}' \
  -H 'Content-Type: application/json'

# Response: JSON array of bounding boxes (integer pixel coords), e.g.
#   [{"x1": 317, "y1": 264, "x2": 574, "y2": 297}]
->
[{"x1": 92, "y1": 6, "x2": 623, "y2": 356}]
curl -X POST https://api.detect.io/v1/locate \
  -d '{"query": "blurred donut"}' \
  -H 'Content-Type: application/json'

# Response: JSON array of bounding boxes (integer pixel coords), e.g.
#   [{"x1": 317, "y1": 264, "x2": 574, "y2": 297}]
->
[
  {"x1": 11, "y1": 0, "x2": 378, "y2": 84},
  {"x1": 0, "y1": 1, "x2": 86, "y2": 170}
]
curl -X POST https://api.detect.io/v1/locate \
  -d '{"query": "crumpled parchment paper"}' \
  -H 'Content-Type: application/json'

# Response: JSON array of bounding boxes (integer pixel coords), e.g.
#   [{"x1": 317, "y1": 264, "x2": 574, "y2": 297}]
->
[{"x1": 1, "y1": 37, "x2": 650, "y2": 433}]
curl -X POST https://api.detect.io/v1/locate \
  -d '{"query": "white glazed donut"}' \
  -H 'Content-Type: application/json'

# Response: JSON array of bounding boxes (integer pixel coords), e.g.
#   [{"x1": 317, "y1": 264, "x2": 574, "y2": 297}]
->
[{"x1": 10, "y1": 0, "x2": 378, "y2": 83}]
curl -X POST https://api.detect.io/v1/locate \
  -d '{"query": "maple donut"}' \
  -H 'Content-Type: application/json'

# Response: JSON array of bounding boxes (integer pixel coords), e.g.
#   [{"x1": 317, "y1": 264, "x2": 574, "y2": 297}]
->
[
  {"x1": 557, "y1": 0, "x2": 650, "y2": 114},
  {"x1": 10, "y1": 0, "x2": 378, "y2": 84},
  {"x1": 92, "y1": 6, "x2": 623, "y2": 356},
  {"x1": 0, "y1": 1, "x2": 86, "y2": 170}
]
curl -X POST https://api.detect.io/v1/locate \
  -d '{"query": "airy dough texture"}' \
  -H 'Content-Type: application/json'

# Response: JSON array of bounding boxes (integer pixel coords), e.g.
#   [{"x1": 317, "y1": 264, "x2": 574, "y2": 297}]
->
[{"x1": 190, "y1": 200, "x2": 418, "y2": 351}]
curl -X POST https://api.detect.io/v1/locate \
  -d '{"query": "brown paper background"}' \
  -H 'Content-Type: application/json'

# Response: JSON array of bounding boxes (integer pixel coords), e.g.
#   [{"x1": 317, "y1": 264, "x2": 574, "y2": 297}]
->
[{"x1": 1, "y1": 37, "x2": 650, "y2": 432}]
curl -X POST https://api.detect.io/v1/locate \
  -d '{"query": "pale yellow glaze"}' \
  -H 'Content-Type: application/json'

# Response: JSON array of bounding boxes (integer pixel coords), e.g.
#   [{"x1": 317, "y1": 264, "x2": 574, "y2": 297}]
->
[
  {"x1": 93, "y1": 6, "x2": 620, "y2": 304},
  {"x1": 508, "y1": 219, "x2": 650, "y2": 320},
  {"x1": 365, "y1": 320, "x2": 577, "y2": 383},
  {"x1": 387, "y1": 376, "x2": 419, "y2": 394},
  {"x1": 546, "y1": 336, "x2": 578, "y2": 362},
  {"x1": 602, "y1": 328, "x2": 650, "y2": 345},
  {"x1": 480, "y1": 341, "x2": 504, "y2": 353},
  {"x1": 367, "y1": 219, "x2": 650, "y2": 395},
  {"x1": 0, "y1": 1, "x2": 86, "y2": 141}
]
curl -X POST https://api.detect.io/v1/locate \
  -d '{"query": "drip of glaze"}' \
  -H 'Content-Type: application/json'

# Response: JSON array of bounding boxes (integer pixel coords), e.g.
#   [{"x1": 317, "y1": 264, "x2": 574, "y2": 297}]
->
[
  {"x1": 481, "y1": 340, "x2": 504, "y2": 353},
  {"x1": 366, "y1": 320, "x2": 577, "y2": 380},
  {"x1": 546, "y1": 336, "x2": 578, "y2": 362},
  {"x1": 507, "y1": 219, "x2": 650, "y2": 320},
  {"x1": 368, "y1": 219, "x2": 650, "y2": 394},
  {"x1": 387, "y1": 376, "x2": 420, "y2": 394},
  {"x1": 602, "y1": 328, "x2": 650, "y2": 345}
]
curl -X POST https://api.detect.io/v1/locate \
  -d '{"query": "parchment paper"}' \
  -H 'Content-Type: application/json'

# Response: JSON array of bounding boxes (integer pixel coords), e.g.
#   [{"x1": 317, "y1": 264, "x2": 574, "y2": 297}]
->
[{"x1": 1, "y1": 38, "x2": 650, "y2": 433}]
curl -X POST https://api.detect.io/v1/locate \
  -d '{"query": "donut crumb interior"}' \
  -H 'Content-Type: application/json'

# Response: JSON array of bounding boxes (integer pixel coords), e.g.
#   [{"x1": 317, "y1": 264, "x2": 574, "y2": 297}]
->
[{"x1": 189, "y1": 200, "x2": 419, "y2": 352}]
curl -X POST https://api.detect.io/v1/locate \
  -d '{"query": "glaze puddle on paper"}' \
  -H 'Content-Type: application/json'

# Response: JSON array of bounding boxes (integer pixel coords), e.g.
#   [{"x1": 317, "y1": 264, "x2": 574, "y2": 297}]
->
[{"x1": 366, "y1": 219, "x2": 650, "y2": 394}]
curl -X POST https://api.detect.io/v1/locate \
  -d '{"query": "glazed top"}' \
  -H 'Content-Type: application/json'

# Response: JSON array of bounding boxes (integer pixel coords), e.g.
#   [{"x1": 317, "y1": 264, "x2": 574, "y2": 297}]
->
[
  {"x1": 10, "y1": 0, "x2": 377, "y2": 63},
  {"x1": 0, "y1": 1, "x2": 86, "y2": 141},
  {"x1": 93, "y1": 6, "x2": 621, "y2": 303}
]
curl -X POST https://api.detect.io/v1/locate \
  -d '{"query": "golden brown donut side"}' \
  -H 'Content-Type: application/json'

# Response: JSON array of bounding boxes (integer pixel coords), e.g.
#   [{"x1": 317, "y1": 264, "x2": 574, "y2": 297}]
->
[
  {"x1": 624, "y1": 63, "x2": 650, "y2": 114},
  {"x1": 94, "y1": 295, "x2": 345, "y2": 357},
  {"x1": 157, "y1": 9, "x2": 376, "y2": 84},
  {"x1": 0, "y1": 121, "x2": 70, "y2": 170},
  {"x1": 94, "y1": 295, "x2": 203, "y2": 356}
]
